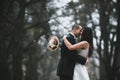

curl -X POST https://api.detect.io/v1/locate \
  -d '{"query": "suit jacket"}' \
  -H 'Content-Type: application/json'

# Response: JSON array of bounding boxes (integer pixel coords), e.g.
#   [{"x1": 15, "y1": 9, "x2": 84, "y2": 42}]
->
[{"x1": 57, "y1": 33, "x2": 87, "y2": 78}]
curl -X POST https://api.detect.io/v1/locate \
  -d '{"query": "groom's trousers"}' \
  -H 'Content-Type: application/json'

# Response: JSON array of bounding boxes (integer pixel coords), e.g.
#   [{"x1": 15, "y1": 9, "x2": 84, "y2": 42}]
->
[{"x1": 59, "y1": 75, "x2": 72, "y2": 80}]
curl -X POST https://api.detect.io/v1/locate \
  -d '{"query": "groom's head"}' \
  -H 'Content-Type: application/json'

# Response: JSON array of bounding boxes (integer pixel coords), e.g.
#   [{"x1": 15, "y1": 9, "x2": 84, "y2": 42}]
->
[{"x1": 71, "y1": 24, "x2": 83, "y2": 38}]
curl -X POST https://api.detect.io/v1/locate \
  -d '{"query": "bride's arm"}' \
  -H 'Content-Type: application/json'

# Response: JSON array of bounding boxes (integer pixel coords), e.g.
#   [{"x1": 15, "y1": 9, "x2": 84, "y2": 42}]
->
[{"x1": 63, "y1": 36, "x2": 88, "y2": 50}]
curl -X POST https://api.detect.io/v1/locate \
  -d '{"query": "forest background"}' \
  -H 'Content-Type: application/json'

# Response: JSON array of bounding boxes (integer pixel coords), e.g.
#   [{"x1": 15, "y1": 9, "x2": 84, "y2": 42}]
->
[{"x1": 0, "y1": 0, "x2": 120, "y2": 80}]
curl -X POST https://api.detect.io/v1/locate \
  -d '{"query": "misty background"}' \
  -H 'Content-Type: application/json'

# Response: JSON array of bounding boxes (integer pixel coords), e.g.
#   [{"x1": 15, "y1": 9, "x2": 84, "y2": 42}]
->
[{"x1": 0, "y1": 0, "x2": 120, "y2": 80}]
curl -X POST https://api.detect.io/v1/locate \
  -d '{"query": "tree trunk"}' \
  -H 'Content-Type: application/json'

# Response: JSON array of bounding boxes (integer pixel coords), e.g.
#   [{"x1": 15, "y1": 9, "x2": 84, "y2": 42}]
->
[
  {"x1": 112, "y1": 0, "x2": 120, "y2": 80},
  {"x1": 99, "y1": 0, "x2": 112, "y2": 80},
  {"x1": 11, "y1": 0, "x2": 26, "y2": 80},
  {"x1": 99, "y1": 0, "x2": 120, "y2": 80},
  {"x1": 0, "y1": 0, "x2": 14, "y2": 80}
]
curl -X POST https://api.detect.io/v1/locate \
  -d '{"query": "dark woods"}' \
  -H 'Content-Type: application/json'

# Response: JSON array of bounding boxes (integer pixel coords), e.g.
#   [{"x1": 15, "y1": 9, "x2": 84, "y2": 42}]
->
[
  {"x1": 0, "y1": 0, "x2": 120, "y2": 80},
  {"x1": 0, "y1": 0, "x2": 51, "y2": 80}
]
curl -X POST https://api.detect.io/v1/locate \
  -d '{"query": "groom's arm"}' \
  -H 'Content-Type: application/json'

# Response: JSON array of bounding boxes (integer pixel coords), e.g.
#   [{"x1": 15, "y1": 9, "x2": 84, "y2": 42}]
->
[
  {"x1": 68, "y1": 51, "x2": 87, "y2": 65},
  {"x1": 66, "y1": 36, "x2": 87, "y2": 65}
]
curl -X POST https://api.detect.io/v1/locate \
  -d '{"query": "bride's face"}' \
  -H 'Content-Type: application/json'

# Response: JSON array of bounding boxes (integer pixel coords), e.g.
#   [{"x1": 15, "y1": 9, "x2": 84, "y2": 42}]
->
[{"x1": 79, "y1": 28, "x2": 84, "y2": 35}]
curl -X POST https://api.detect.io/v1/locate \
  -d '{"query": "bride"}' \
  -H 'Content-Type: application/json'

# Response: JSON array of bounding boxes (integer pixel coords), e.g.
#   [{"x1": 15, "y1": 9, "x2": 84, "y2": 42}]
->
[{"x1": 63, "y1": 27, "x2": 93, "y2": 80}]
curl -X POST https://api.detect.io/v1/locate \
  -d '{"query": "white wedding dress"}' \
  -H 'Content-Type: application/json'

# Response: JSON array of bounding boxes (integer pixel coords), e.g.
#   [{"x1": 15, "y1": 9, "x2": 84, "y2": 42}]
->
[{"x1": 73, "y1": 45, "x2": 90, "y2": 80}]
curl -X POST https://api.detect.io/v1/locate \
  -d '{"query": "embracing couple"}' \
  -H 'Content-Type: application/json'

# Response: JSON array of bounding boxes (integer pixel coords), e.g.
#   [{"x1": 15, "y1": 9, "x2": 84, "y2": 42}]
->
[{"x1": 57, "y1": 24, "x2": 93, "y2": 80}]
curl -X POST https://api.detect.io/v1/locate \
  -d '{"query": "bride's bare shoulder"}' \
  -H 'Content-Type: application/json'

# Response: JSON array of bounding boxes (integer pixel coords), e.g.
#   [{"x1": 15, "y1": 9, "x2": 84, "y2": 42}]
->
[{"x1": 79, "y1": 41, "x2": 88, "y2": 49}]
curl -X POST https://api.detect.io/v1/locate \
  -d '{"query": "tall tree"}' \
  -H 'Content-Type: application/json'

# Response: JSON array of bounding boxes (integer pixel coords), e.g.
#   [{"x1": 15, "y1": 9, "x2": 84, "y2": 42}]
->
[
  {"x1": 23, "y1": 0, "x2": 52, "y2": 80},
  {"x1": 0, "y1": 0, "x2": 52, "y2": 80},
  {"x1": 112, "y1": 0, "x2": 120, "y2": 79},
  {"x1": 0, "y1": 0, "x2": 15, "y2": 80},
  {"x1": 11, "y1": 0, "x2": 26, "y2": 80},
  {"x1": 98, "y1": 0, "x2": 120, "y2": 80}
]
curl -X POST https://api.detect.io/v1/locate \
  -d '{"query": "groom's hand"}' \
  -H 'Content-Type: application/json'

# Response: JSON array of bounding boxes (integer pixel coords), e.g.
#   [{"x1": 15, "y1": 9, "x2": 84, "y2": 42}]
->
[{"x1": 85, "y1": 58, "x2": 90, "y2": 65}]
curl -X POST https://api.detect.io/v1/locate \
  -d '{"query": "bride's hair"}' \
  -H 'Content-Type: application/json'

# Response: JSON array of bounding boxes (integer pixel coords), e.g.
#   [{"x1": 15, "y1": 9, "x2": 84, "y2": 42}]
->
[{"x1": 81, "y1": 27, "x2": 93, "y2": 57}]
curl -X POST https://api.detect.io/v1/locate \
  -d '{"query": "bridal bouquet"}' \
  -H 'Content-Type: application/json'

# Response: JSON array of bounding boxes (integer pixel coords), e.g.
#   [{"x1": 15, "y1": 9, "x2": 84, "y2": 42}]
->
[{"x1": 47, "y1": 36, "x2": 59, "y2": 51}]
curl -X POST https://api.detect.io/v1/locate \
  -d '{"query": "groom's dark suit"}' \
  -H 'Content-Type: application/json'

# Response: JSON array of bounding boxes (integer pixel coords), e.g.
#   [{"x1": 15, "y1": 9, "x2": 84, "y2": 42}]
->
[{"x1": 57, "y1": 33, "x2": 87, "y2": 80}]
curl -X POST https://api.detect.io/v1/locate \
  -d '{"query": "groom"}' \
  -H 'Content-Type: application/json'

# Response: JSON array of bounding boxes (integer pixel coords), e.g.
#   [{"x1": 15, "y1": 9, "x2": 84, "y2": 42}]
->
[{"x1": 57, "y1": 24, "x2": 88, "y2": 80}]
